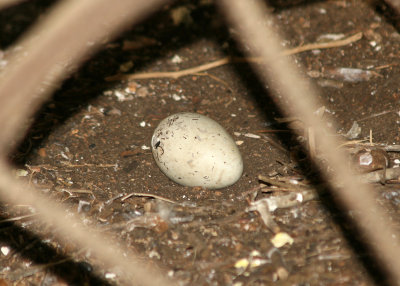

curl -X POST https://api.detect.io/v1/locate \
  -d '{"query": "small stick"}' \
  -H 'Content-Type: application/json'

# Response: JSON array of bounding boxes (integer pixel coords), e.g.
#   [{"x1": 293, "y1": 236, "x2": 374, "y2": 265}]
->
[
  {"x1": 121, "y1": 192, "x2": 177, "y2": 204},
  {"x1": 0, "y1": 213, "x2": 39, "y2": 224},
  {"x1": 193, "y1": 72, "x2": 231, "y2": 88},
  {"x1": 308, "y1": 127, "x2": 316, "y2": 158},
  {"x1": 362, "y1": 168, "x2": 400, "y2": 183},
  {"x1": 247, "y1": 199, "x2": 280, "y2": 233},
  {"x1": 60, "y1": 163, "x2": 117, "y2": 168},
  {"x1": 105, "y1": 32, "x2": 363, "y2": 81},
  {"x1": 358, "y1": 109, "x2": 394, "y2": 122},
  {"x1": 344, "y1": 143, "x2": 400, "y2": 152},
  {"x1": 370, "y1": 129, "x2": 373, "y2": 145},
  {"x1": 283, "y1": 32, "x2": 363, "y2": 56},
  {"x1": 337, "y1": 139, "x2": 367, "y2": 149},
  {"x1": 54, "y1": 187, "x2": 93, "y2": 195},
  {"x1": 258, "y1": 175, "x2": 310, "y2": 191}
]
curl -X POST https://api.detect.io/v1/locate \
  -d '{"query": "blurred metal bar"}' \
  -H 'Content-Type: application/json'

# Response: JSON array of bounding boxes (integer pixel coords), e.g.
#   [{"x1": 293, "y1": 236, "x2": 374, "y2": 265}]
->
[
  {"x1": 0, "y1": 0, "x2": 174, "y2": 284},
  {"x1": 218, "y1": 0, "x2": 400, "y2": 283},
  {"x1": 0, "y1": 0, "x2": 27, "y2": 10},
  {"x1": 0, "y1": 0, "x2": 170, "y2": 156},
  {"x1": 383, "y1": 0, "x2": 400, "y2": 14},
  {"x1": 0, "y1": 161, "x2": 174, "y2": 285}
]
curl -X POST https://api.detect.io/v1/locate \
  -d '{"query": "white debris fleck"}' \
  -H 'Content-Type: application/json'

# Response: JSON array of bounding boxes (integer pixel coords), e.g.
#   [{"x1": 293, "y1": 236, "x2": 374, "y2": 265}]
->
[
  {"x1": 394, "y1": 159, "x2": 400, "y2": 164},
  {"x1": 114, "y1": 91, "x2": 133, "y2": 102},
  {"x1": 105, "y1": 272, "x2": 116, "y2": 279},
  {"x1": 60, "y1": 151, "x2": 70, "y2": 160},
  {"x1": 231, "y1": 113, "x2": 237, "y2": 117},
  {"x1": 317, "y1": 33, "x2": 345, "y2": 41},
  {"x1": 234, "y1": 258, "x2": 249, "y2": 269},
  {"x1": 139, "y1": 121, "x2": 146, "y2": 127},
  {"x1": 15, "y1": 169, "x2": 28, "y2": 177},
  {"x1": 171, "y1": 54, "x2": 183, "y2": 64},
  {"x1": 234, "y1": 132, "x2": 241, "y2": 137},
  {"x1": 141, "y1": 145, "x2": 150, "y2": 150},
  {"x1": 77, "y1": 200, "x2": 90, "y2": 213},
  {"x1": 345, "y1": 121, "x2": 361, "y2": 139},
  {"x1": 334, "y1": 68, "x2": 375, "y2": 82},
  {"x1": 314, "y1": 106, "x2": 326, "y2": 117},
  {"x1": 172, "y1": 94, "x2": 181, "y2": 101},
  {"x1": 148, "y1": 249, "x2": 161, "y2": 259},
  {"x1": 244, "y1": 133, "x2": 261, "y2": 139},
  {"x1": 307, "y1": 70, "x2": 321, "y2": 78},
  {"x1": 270, "y1": 232, "x2": 294, "y2": 248},
  {"x1": 234, "y1": 250, "x2": 269, "y2": 271},
  {"x1": 266, "y1": 200, "x2": 277, "y2": 212},
  {"x1": 235, "y1": 140, "x2": 244, "y2": 146},
  {"x1": 296, "y1": 193, "x2": 303, "y2": 202},
  {"x1": 1, "y1": 246, "x2": 10, "y2": 256}
]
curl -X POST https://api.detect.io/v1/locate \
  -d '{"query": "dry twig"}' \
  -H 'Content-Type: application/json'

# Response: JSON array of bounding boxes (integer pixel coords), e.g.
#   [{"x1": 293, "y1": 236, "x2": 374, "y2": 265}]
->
[
  {"x1": 218, "y1": 0, "x2": 400, "y2": 282},
  {"x1": 121, "y1": 192, "x2": 178, "y2": 204},
  {"x1": 105, "y1": 32, "x2": 362, "y2": 81},
  {"x1": 362, "y1": 168, "x2": 400, "y2": 183}
]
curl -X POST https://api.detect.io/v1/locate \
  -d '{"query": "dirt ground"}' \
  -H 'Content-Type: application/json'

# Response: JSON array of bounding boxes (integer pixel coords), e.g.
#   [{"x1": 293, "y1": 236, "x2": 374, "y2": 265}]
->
[{"x1": 1, "y1": 0, "x2": 400, "y2": 285}]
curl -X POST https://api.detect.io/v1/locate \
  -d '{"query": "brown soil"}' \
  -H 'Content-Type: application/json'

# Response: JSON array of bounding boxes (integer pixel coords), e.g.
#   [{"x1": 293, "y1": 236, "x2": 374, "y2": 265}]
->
[{"x1": 1, "y1": 0, "x2": 400, "y2": 285}]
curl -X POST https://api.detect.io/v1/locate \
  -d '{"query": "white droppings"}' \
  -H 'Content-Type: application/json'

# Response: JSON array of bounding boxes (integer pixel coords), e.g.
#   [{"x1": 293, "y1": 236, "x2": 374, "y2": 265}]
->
[
  {"x1": 244, "y1": 133, "x2": 261, "y2": 139},
  {"x1": 1, "y1": 246, "x2": 10, "y2": 256},
  {"x1": 296, "y1": 193, "x2": 303, "y2": 202},
  {"x1": 105, "y1": 272, "x2": 116, "y2": 279},
  {"x1": 141, "y1": 145, "x2": 150, "y2": 150},
  {"x1": 114, "y1": 91, "x2": 133, "y2": 102},
  {"x1": 172, "y1": 94, "x2": 181, "y2": 101},
  {"x1": 171, "y1": 54, "x2": 183, "y2": 64}
]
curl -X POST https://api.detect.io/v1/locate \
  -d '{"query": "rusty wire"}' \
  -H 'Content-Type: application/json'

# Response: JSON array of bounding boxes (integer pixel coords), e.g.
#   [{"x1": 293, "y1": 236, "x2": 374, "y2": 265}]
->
[
  {"x1": 218, "y1": 0, "x2": 400, "y2": 282},
  {"x1": 0, "y1": 0, "x2": 399, "y2": 284}
]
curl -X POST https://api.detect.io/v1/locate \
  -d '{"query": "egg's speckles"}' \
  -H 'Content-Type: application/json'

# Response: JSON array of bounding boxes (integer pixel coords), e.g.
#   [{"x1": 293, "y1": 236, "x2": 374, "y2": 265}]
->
[{"x1": 151, "y1": 112, "x2": 243, "y2": 189}]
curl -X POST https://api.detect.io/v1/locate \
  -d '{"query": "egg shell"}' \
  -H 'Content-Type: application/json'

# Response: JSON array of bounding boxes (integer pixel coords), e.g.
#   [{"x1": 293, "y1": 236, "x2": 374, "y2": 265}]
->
[{"x1": 151, "y1": 112, "x2": 243, "y2": 189}]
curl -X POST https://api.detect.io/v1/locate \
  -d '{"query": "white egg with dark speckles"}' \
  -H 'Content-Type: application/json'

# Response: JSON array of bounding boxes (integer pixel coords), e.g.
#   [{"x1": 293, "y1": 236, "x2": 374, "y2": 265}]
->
[{"x1": 151, "y1": 112, "x2": 243, "y2": 189}]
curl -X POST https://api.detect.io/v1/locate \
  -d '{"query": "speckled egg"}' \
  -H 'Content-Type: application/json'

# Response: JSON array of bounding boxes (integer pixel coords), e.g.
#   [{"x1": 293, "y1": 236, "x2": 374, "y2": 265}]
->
[{"x1": 151, "y1": 112, "x2": 243, "y2": 189}]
